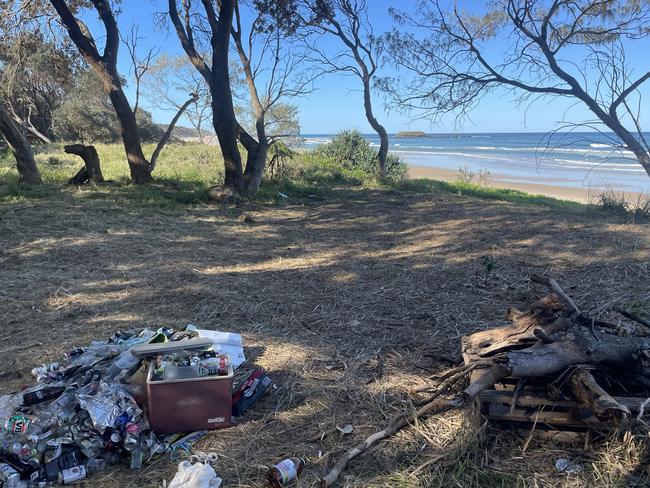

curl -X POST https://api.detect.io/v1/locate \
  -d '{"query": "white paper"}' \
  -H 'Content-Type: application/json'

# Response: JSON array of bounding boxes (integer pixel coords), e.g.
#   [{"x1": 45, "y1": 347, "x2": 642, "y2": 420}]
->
[{"x1": 196, "y1": 329, "x2": 246, "y2": 369}]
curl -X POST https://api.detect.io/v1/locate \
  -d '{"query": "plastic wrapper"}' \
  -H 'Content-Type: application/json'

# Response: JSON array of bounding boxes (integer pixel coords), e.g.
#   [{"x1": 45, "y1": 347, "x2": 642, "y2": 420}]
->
[
  {"x1": 0, "y1": 393, "x2": 21, "y2": 419},
  {"x1": 76, "y1": 382, "x2": 141, "y2": 431}
]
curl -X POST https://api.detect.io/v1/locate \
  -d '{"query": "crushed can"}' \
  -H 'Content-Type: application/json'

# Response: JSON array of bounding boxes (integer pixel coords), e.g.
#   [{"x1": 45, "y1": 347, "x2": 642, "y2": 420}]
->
[
  {"x1": 58, "y1": 465, "x2": 86, "y2": 485},
  {"x1": 0, "y1": 463, "x2": 21, "y2": 487}
]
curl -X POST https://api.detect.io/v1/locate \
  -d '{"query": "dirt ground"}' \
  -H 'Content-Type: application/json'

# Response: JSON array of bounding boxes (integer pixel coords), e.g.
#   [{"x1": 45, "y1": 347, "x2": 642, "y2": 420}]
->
[{"x1": 1, "y1": 187, "x2": 650, "y2": 487}]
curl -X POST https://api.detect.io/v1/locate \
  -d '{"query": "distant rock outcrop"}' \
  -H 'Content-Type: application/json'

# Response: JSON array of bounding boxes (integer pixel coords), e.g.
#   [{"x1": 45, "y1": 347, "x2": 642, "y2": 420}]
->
[{"x1": 395, "y1": 131, "x2": 427, "y2": 138}]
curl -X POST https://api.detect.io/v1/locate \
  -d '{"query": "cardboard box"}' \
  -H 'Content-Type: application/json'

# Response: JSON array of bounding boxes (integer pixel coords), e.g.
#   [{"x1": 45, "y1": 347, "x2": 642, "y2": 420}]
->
[{"x1": 146, "y1": 361, "x2": 233, "y2": 434}]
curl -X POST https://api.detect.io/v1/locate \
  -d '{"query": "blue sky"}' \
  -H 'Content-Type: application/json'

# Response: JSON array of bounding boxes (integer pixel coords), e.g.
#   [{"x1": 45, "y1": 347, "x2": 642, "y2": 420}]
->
[{"x1": 78, "y1": 0, "x2": 650, "y2": 134}]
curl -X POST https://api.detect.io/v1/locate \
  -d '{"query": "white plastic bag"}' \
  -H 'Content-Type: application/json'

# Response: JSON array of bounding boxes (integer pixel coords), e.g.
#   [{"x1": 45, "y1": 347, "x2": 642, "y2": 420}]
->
[{"x1": 167, "y1": 461, "x2": 222, "y2": 488}]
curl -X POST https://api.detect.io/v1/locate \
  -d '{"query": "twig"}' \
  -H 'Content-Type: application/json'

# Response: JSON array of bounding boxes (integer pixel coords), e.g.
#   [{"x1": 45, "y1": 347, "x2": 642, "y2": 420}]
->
[
  {"x1": 320, "y1": 367, "x2": 471, "y2": 487},
  {"x1": 637, "y1": 397, "x2": 650, "y2": 422},
  {"x1": 308, "y1": 427, "x2": 338, "y2": 443},
  {"x1": 613, "y1": 307, "x2": 650, "y2": 328},
  {"x1": 430, "y1": 363, "x2": 472, "y2": 381},
  {"x1": 509, "y1": 378, "x2": 526, "y2": 414},
  {"x1": 530, "y1": 274, "x2": 580, "y2": 315},
  {"x1": 410, "y1": 453, "x2": 445, "y2": 476},
  {"x1": 319, "y1": 397, "x2": 463, "y2": 487}
]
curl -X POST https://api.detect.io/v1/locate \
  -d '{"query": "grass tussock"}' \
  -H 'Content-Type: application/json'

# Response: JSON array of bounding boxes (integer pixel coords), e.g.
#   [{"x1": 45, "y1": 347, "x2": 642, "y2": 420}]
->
[{"x1": 592, "y1": 186, "x2": 650, "y2": 222}]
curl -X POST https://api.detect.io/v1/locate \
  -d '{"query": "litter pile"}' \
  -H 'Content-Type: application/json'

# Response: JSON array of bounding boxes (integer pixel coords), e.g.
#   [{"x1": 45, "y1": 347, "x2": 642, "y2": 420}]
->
[
  {"x1": 461, "y1": 275, "x2": 650, "y2": 434},
  {"x1": 0, "y1": 325, "x2": 272, "y2": 487}
]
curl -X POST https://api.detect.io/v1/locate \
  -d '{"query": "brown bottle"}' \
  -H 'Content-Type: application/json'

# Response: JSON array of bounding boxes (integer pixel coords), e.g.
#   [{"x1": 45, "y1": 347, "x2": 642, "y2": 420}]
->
[{"x1": 267, "y1": 457, "x2": 305, "y2": 486}]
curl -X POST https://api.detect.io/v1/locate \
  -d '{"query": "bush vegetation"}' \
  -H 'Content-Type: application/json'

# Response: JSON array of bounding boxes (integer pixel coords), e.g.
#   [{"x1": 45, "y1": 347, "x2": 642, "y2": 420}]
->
[{"x1": 314, "y1": 130, "x2": 408, "y2": 180}]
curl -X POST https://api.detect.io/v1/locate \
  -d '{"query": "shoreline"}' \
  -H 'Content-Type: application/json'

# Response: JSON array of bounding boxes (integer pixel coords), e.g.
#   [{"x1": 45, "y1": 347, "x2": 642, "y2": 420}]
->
[{"x1": 407, "y1": 165, "x2": 604, "y2": 203}]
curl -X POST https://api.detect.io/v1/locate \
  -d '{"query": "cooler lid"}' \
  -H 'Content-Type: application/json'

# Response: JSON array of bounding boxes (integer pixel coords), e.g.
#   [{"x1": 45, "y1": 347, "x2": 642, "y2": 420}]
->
[{"x1": 131, "y1": 337, "x2": 214, "y2": 358}]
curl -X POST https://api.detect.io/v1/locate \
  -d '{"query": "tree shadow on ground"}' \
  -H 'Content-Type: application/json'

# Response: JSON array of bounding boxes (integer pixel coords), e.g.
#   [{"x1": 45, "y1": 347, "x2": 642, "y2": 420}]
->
[{"x1": 1, "y1": 188, "x2": 649, "y2": 487}]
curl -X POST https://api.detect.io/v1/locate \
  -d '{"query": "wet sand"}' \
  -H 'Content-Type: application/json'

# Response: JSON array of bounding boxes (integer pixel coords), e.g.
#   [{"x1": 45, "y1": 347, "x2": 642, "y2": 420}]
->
[{"x1": 408, "y1": 165, "x2": 601, "y2": 203}]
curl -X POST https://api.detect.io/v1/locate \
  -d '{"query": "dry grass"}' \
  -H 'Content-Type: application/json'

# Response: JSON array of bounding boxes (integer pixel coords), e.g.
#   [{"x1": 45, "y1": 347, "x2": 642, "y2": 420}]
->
[{"x1": 1, "y1": 185, "x2": 650, "y2": 487}]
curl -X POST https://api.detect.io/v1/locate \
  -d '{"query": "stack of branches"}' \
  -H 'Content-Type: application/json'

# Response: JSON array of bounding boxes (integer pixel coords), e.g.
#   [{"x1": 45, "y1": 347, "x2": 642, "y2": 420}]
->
[{"x1": 463, "y1": 275, "x2": 650, "y2": 431}]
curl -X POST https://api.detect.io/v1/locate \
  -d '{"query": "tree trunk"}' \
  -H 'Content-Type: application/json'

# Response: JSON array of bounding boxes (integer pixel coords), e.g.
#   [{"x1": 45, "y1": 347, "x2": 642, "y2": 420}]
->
[
  {"x1": 362, "y1": 77, "x2": 388, "y2": 178},
  {"x1": 639, "y1": 152, "x2": 650, "y2": 179},
  {"x1": 242, "y1": 141, "x2": 268, "y2": 194},
  {"x1": 505, "y1": 327, "x2": 650, "y2": 379},
  {"x1": 150, "y1": 93, "x2": 198, "y2": 171},
  {"x1": 210, "y1": 95, "x2": 243, "y2": 192},
  {"x1": 0, "y1": 98, "x2": 41, "y2": 184},
  {"x1": 209, "y1": 0, "x2": 244, "y2": 192},
  {"x1": 107, "y1": 88, "x2": 152, "y2": 184},
  {"x1": 65, "y1": 144, "x2": 104, "y2": 184}
]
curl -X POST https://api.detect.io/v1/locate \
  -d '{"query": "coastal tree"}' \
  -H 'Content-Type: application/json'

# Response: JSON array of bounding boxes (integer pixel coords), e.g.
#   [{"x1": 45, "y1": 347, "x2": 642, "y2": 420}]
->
[
  {"x1": 0, "y1": 1, "x2": 43, "y2": 183},
  {"x1": 49, "y1": 0, "x2": 153, "y2": 183},
  {"x1": 384, "y1": 0, "x2": 650, "y2": 179},
  {"x1": 167, "y1": 0, "x2": 244, "y2": 193},
  {"x1": 49, "y1": 0, "x2": 199, "y2": 180},
  {"x1": 300, "y1": 0, "x2": 390, "y2": 177},
  {"x1": 121, "y1": 23, "x2": 159, "y2": 119},
  {"x1": 168, "y1": 0, "x2": 308, "y2": 194},
  {"x1": 0, "y1": 97, "x2": 42, "y2": 183},
  {"x1": 0, "y1": 31, "x2": 76, "y2": 144},
  {"x1": 53, "y1": 68, "x2": 165, "y2": 144},
  {"x1": 144, "y1": 55, "x2": 213, "y2": 144},
  {"x1": 231, "y1": 0, "x2": 313, "y2": 192}
]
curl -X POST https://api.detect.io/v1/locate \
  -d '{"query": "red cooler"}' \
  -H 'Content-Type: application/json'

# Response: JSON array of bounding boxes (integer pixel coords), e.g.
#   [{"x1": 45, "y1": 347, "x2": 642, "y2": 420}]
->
[{"x1": 132, "y1": 338, "x2": 233, "y2": 434}]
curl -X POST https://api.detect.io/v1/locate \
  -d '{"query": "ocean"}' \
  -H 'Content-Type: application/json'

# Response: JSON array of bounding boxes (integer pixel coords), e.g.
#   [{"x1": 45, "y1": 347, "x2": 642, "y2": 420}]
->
[{"x1": 301, "y1": 132, "x2": 650, "y2": 193}]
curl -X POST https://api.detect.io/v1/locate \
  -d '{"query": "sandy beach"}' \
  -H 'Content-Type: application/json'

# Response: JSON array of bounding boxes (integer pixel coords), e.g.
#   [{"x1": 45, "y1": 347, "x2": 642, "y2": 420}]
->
[{"x1": 408, "y1": 164, "x2": 605, "y2": 203}]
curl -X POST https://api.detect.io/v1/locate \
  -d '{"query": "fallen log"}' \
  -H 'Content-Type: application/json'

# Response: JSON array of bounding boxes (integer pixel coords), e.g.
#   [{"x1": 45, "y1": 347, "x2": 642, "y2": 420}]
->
[
  {"x1": 464, "y1": 295, "x2": 568, "y2": 358},
  {"x1": 570, "y1": 369, "x2": 631, "y2": 422},
  {"x1": 505, "y1": 327, "x2": 650, "y2": 378},
  {"x1": 462, "y1": 276, "x2": 650, "y2": 433}
]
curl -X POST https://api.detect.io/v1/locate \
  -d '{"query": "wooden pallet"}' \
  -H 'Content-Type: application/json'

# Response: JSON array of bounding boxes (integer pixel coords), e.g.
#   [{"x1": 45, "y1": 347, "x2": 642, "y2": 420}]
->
[{"x1": 462, "y1": 335, "x2": 649, "y2": 432}]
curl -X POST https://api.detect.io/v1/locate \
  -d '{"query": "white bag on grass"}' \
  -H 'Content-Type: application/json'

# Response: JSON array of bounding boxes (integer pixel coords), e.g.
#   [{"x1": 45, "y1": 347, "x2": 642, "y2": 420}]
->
[{"x1": 167, "y1": 461, "x2": 222, "y2": 488}]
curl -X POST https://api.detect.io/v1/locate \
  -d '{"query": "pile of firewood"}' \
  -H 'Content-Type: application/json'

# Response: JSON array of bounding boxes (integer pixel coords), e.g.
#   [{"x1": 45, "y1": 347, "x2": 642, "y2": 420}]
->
[{"x1": 462, "y1": 275, "x2": 650, "y2": 432}]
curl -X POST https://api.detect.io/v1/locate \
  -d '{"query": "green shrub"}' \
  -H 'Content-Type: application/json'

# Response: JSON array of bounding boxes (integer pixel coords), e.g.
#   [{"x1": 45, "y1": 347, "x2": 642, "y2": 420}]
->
[
  {"x1": 314, "y1": 129, "x2": 407, "y2": 179},
  {"x1": 266, "y1": 141, "x2": 297, "y2": 180}
]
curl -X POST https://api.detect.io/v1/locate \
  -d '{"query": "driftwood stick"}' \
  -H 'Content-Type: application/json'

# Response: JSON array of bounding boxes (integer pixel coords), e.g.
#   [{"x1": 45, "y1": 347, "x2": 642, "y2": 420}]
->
[
  {"x1": 430, "y1": 363, "x2": 471, "y2": 381},
  {"x1": 570, "y1": 369, "x2": 630, "y2": 422},
  {"x1": 463, "y1": 364, "x2": 510, "y2": 400},
  {"x1": 416, "y1": 366, "x2": 475, "y2": 406},
  {"x1": 509, "y1": 378, "x2": 526, "y2": 414},
  {"x1": 319, "y1": 398, "x2": 462, "y2": 487},
  {"x1": 320, "y1": 367, "x2": 471, "y2": 486},
  {"x1": 530, "y1": 274, "x2": 580, "y2": 315}
]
